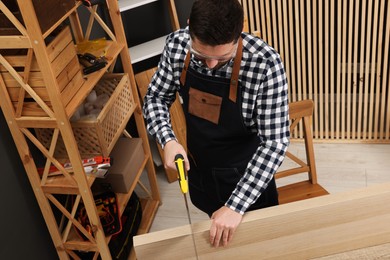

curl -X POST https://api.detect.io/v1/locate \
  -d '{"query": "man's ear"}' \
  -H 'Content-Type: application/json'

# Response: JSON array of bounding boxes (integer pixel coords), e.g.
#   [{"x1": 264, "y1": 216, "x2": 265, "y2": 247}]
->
[{"x1": 187, "y1": 19, "x2": 189, "y2": 25}]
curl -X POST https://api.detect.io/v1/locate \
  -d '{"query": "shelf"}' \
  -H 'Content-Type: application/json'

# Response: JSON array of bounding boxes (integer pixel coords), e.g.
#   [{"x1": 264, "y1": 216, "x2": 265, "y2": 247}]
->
[
  {"x1": 128, "y1": 35, "x2": 167, "y2": 63},
  {"x1": 65, "y1": 41, "x2": 125, "y2": 118},
  {"x1": 63, "y1": 197, "x2": 159, "y2": 252},
  {"x1": 42, "y1": 174, "x2": 95, "y2": 194},
  {"x1": 14, "y1": 40, "x2": 124, "y2": 118},
  {"x1": 62, "y1": 154, "x2": 158, "y2": 250},
  {"x1": 118, "y1": 0, "x2": 159, "y2": 12},
  {"x1": 116, "y1": 154, "x2": 149, "y2": 215}
]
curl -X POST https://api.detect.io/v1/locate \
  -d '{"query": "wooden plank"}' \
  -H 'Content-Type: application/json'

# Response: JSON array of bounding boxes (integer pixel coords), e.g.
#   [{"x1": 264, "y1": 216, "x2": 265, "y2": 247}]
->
[
  {"x1": 0, "y1": 36, "x2": 31, "y2": 49},
  {"x1": 299, "y1": 1, "x2": 307, "y2": 101},
  {"x1": 357, "y1": 0, "x2": 367, "y2": 140},
  {"x1": 0, "y1": 55, "x2": 40, "y2": 71},
  {"x1": 340, "y1": 0, "x2": 348, "y2": 139},
  {"x1": 264, "y1": 0, "x2": 272, "y2": 46},
  {"x1": 56, "y1": 56, "x2": 82, "y2": 92},
  {"x1": 370, "y1": 0, "x2": 380, "y2": 140},
  {"x1": 306, "y1": 1, "x2": 312, "y2": 102},
  {"x1": 2, "y1": 71, "x2": 45, "y2": 88},
  {"x1": 6, "y1": 87, "x2": 48, "y2": 101},
  {"x1": 346, "y1": 0, "x2": 354, "y2": 140},
  {"x1": 59, "y1": 70, "x2": 85, "y2": 107},
  {"x1": 312, "y1": 0, "x2": 319, "y2": 139},
  {"x1": 15, "y1": 117, "x2": 57, "y2": 128},
  {"x1": 277, "y1": 0, "x2": 284, "y2": 62},
  {"x1": 383, "y1": 2, "x2": 390, "y2": 140},
  {"x1": 134, "y1": 183, "x2": 390, "y2": 260},
  {"x1": 352, "y1": 0, "x2": 360, "y2": 140},
  {"x1": 376, "y1": 0, "x2": 386, "y2": 140},
  {"x1": 51, "y1": 42, "x2": 77, "y2": 78},
  {"x1": 288, "y1": 0, "x2": 296, "y2": 104},
  {"x1": 46, "y1": 26, "x2": 73, "y2": 62},
  {"x1": 270, "y1": 1, "x2": 278, "y2": 53},
  {"x1": 294, "y1": 0, "x2": 303, "y2": 138},
  {"x1": 363, "y1": 0, "x2": 374, "y2": 140},
  {"x1": 282, "y1": 0, "x2": 290, "y2": 102},
  {"x1": 329, "y1": 0, "x2": 335, "y2": 139},
  {"x1": 318, "y1": 0, "x2": 324, "y2": 139}
]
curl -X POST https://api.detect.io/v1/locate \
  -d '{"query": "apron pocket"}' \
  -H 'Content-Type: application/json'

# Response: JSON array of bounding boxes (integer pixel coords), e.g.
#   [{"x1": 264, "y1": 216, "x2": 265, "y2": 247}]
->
[
  {"x1": 211, "y1": 168, "x2": 242, "y2": 204},
  {"x1": 189, "y1": 87, "x2": 222, "y2": 124}
]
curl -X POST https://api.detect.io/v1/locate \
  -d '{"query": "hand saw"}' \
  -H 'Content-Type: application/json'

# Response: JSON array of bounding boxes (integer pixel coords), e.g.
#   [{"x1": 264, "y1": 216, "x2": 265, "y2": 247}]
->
[{"x1": 174, "y1": 154, "x2": 200, "y2": 259}]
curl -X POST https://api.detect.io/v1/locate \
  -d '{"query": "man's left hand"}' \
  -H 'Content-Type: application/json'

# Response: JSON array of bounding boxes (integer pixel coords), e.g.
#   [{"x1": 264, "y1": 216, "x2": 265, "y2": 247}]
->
[{"x1": 210, "y1": 206, "x2": 243, "y2": 247}]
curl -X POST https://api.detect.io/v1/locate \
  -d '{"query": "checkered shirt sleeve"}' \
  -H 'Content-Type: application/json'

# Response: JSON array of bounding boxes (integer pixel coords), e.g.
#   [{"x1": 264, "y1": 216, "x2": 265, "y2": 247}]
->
[{"x1": 143, "y1": 27, "x2": 290, "y2": 215}]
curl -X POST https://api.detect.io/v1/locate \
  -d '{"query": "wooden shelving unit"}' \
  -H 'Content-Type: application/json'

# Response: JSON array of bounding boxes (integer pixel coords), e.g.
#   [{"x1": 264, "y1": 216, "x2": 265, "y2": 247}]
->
[{"x1": 0, "y1": 0, "x2": 160, "y2": 259}]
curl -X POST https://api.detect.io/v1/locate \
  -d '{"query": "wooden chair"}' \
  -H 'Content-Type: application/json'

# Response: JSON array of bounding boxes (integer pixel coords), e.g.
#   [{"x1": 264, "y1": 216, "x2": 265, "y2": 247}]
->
[
  {"x1": 135, "y1": 67, "x2": 187, "y2": 183},
  {"x1": 276, "y1": 99, "x2": 329, "y2": 204}
]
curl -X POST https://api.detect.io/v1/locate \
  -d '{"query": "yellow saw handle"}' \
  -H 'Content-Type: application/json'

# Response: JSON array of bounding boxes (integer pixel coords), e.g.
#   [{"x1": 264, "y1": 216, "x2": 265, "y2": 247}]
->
[{"x1": 174, "y1": 154, "x2": 188, "y2": 194}]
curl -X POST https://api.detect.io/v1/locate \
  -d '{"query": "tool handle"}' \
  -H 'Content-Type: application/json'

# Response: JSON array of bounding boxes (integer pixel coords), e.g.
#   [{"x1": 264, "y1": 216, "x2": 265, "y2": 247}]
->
[{"x1": 174, "y1": 154, "x2": 188, "y2": 194}]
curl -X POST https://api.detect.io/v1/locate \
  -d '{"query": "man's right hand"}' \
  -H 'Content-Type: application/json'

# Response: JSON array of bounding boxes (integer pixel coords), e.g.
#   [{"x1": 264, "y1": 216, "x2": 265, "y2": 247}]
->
[{"x1": 163, "y1": 140, "x2": 190, "y2": 171}]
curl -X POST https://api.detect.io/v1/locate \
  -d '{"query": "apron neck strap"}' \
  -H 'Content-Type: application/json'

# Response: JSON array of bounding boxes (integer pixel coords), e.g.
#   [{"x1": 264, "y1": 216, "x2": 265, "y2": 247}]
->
[
  {"x1": 229, "y1": 37, "x2": 243, "y2": 103},
  {"x1": 180, "y1": 49, "x2": 192, "y2": 86},
  {"x1": 180, "y1": 37, "x2": 243, "y2": 103}
]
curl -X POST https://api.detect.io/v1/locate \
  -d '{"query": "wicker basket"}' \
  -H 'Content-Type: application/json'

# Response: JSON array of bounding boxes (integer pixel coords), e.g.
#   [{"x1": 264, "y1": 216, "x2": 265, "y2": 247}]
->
[{"x1": 36, "y1": 73, "x2": 135, "y2": 158}]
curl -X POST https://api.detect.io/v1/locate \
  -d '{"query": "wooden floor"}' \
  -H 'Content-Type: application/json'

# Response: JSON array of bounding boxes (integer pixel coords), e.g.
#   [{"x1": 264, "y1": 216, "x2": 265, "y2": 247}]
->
[{"x1": 135, "y1": 142, "x2": 390, "y2": 259}]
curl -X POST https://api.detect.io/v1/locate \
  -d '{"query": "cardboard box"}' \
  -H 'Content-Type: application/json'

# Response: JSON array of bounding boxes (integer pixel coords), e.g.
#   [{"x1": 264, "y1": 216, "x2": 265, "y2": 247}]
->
[{"x1": 97, "y1": 137, "x2": 144, "y2": 193}]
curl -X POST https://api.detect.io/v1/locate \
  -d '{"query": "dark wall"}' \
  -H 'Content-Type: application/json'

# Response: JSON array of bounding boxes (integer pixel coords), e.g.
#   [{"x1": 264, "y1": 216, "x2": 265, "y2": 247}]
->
[
  {"x1": 0, "y1": 112, "x2": 57, "y2": 259},
  {"x1": 122, "y1": 0, "x2": 195, "y2": 73},
  {"x1": 0, "y1": 1, "x2": 194, "y2": 259}
]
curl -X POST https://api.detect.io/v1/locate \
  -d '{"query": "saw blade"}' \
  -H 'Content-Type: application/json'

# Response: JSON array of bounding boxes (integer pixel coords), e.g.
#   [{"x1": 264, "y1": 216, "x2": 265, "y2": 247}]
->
[{"x1": 183, "y1": 193, "x2": 199, "y2": 259}]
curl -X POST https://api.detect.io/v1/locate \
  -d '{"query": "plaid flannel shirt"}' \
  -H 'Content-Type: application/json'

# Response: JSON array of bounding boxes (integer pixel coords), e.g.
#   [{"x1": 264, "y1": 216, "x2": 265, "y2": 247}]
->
[{"x1": 143, "y1": 27, "x2": 290, "y2": 214}]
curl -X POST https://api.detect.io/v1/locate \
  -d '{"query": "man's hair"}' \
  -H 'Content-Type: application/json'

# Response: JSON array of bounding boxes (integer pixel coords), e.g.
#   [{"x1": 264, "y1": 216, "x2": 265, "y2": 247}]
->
[{"x1": 189, "y1": 0, "x2": 244, "y2": 46}]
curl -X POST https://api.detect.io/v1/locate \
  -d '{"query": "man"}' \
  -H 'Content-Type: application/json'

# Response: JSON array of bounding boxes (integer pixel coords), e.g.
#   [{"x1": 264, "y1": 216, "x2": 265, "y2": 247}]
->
[{"x1": 143, "y1": 0, "x2": 289, "y2": 248}]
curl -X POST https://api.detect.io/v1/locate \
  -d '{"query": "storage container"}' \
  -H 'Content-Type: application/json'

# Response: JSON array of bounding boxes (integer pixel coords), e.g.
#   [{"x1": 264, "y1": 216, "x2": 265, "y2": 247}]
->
[{"x1": 36, "y1": 73, "x2": 136, "y2": 158}]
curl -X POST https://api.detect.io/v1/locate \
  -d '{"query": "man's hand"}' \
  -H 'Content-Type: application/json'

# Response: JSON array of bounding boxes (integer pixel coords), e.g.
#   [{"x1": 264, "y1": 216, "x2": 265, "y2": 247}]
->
[
  {"x1": 163, "y1": 140, "x2": 190, "y2": 171},
  {"x1": 210, "y1": 206, "x2": 243, "y2": 247}
]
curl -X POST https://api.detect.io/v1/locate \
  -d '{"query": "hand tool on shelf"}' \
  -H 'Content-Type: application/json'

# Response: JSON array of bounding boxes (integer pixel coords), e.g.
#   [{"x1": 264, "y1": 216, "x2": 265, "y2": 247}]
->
[
  {"x1": 37, "y1": 156, "x2": 111, "y2": 177},
  {"x1": 77, "y1": 53, "x2": 107, "y2": 75},
  {"x1": 174, "y1": 154, "x2": 199, "y2": 259}
]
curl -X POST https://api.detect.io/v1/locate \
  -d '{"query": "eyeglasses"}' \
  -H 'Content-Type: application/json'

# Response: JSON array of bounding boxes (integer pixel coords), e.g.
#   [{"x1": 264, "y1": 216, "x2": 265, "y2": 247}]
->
[{"x1": 189, "y1": 38, "x2": 238, "y2": 67}]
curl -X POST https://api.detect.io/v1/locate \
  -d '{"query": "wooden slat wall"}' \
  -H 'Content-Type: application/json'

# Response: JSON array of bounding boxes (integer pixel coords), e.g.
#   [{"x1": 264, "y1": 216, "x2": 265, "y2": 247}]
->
[{"x1": 240, "y1": 0, "x2": 390, "y2": 143}]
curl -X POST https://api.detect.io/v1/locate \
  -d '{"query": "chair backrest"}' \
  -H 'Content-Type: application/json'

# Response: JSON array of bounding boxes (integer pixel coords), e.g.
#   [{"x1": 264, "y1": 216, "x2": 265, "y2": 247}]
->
[
  {"x1": 276, "y1": 99, "x2": 317, "y2": 182},
  {"x1": 135, "y1": 67, "x2": 187, "y2": 183},
  {"x1": 276, "y1": 99, "x2": 329, "y2": 204}
]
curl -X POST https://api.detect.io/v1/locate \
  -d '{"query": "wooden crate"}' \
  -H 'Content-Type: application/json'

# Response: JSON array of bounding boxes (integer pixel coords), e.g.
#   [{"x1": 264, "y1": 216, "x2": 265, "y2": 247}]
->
[
  {"x1": 36, "y1": 73, "x2": 136, "y2": 158},
  {"x1": 0, "y1": 26, "x2": 84, "y2": 116}
]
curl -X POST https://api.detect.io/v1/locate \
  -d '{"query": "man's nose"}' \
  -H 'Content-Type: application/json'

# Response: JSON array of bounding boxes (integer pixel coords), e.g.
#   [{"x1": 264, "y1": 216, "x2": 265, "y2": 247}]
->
[{"x1": 205, "y1": 59, "x2": 218, "y2": 69}]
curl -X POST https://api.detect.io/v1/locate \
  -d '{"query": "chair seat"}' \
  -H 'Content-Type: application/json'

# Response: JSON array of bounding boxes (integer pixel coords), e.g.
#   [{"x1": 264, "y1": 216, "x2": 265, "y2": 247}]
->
[{"x1": 278, "y1": 180, "x2": 329, "y2": 204}]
